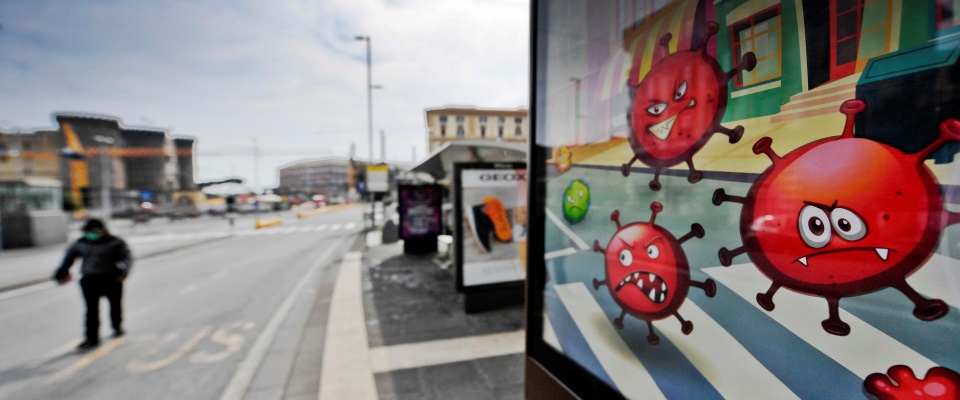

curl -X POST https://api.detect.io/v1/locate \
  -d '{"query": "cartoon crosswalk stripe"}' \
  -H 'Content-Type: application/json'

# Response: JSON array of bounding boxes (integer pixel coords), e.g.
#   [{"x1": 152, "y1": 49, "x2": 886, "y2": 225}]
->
[
  {"x1": 663, "y1": 301, "x2": 799, "y2": 399},
  {"x1": 704, "y1": 264, "x2": 937, "y2": 379},
  {"x1": 542, "y1": 315, "x2": 562, "y2": 353},
  {"x1": 908, "y1": 253, "x2": 960, "y2": 308},
  {"x1": 555, "y1": 283, "x2": 666, "y2": 399},
  {"x1": 545, "y1": 209, "x2": 590, "y2": 250},
  {"x1": 545, "y1": 247, "x2": 577, "y2": 260}
]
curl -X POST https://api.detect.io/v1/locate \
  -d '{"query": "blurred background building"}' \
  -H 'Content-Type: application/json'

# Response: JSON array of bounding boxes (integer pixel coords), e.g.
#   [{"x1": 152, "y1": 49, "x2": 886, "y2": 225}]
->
[{"x1": 425, "y1": 106, "x2": 528, "y2": 153}]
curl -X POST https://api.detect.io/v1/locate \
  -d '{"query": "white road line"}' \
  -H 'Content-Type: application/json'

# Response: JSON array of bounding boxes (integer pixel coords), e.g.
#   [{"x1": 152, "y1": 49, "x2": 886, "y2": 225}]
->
[
  {"x1": 329, "y1": 223, "x2": 343, "y2": 231},
  {"x1": 296, "y1": 226, "x2": 313, "y2": 233},
  {"x1": 555, "y1": 283, "x2": 666, "y2": 399},
  {"x1": 0, "y1": 281, "x2": 56, "y2": 302},
  {"x1": 314, "y1": 225, "x2": 328, "y2": 232},
  {"x1": 542, "y1": 316, "x2": 562, "y2": 353},
  {"x1": 219, "y1": 240, "x2": 345, "y2": 400},
  {"x1": 545, "y1": 209, "x2": 590, "y2": 250},
  {"x1": 661, "y1": 301, "x2": 799, "y2": 399},
  {"x1": 545, "y1": 247, "x2": 577, "y2": 260},
  {"x1": 368, "y1": 330, "x2": 524, "y2": 374},
  {"x1": 344, "y1": 222, "x2": 357, "y2": 230},
  {"x1": 705, "y1": 264, "x2": 937, "y2": 379},
  {"x1": 318, "y1": 252, "x2": 377, "y2": 400}
]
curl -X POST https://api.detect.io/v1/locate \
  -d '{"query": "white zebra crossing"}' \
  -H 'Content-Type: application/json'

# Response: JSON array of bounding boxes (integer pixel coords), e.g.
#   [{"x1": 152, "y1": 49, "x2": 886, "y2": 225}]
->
[{"x1": 124, "y1": 222, "x2": 362, "y2": 244}]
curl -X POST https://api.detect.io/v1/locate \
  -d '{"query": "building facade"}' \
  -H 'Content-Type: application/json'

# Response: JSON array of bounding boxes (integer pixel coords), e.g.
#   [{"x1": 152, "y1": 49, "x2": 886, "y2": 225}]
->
[
  {"x1": 425, "y1": 107, "x2": 529, "y2": 153},
  {"x1": 277, "y1": 158, "x2": 351, "y2": 198}
]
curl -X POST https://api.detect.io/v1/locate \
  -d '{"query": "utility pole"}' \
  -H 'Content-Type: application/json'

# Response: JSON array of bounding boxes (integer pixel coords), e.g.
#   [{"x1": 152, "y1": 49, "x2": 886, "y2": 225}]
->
[
  {"x1": 380, "y1": 129, "x2": 385, "y2": 162},
  {"x1": 411, "y1": 146, "x2": 416, "y2": 163}
]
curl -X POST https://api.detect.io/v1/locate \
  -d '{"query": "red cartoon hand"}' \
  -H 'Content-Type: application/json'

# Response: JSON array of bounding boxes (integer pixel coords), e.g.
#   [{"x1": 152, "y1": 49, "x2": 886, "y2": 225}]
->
[{"x1": 865, "y1": 365, "x2": 960, "y2": 400}]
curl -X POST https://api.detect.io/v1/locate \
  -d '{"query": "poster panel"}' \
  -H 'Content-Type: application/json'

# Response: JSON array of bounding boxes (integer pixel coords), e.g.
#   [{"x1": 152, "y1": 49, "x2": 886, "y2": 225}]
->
[
  {"x1": 398, "y1": 184, "x2": 442, "y2": 239},
  {"x1": 526, "y1": 0, "x2": 960, "y2": 399},
  {"x1": 455, "y1": 163, "x2": 528, "y2": 291}
]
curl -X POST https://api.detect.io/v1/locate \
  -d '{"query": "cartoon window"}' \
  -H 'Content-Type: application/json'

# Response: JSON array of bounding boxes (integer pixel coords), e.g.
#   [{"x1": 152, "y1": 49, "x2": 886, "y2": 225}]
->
[
  {"x1": 730, "y1": 5, "x2": 782, "y2": 88},
  {"x1": 937, "y1": 0, "x2": 960, "y2": 30},
  {"x1": 828, "y1": 0, "x2": 893, "y2": 79}
]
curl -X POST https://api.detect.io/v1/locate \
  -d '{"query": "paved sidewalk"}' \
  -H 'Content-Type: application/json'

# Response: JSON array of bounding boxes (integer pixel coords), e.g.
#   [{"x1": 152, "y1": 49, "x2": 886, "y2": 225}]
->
[{"x1": 310, "y1": 239, "x2": 525, "y2": 400}]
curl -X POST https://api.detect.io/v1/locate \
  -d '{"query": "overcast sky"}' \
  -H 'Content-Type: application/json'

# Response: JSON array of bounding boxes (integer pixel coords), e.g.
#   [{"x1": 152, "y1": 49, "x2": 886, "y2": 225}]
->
[{"x1": 0, "y1": 0, "x2": 529, "y2": 189}]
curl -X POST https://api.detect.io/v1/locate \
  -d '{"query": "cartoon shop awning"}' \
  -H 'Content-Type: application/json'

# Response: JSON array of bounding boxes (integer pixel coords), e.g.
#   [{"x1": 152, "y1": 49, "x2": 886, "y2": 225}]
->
[{"x1": 597, "y1": 0, "x2": 702, "y2": 102}]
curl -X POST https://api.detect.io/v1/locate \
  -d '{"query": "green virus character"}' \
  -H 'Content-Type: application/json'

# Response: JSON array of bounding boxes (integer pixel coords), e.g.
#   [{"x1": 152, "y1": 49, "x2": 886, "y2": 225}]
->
[{"x1": 563, "y1": 179, "x2": 591, "y2": 224}]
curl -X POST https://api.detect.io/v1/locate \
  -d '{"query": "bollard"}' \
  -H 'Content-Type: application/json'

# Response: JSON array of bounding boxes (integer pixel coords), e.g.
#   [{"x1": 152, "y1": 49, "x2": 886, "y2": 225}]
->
[{"x1": 255, "y1": 217, "x2": 282, "y2": 229}]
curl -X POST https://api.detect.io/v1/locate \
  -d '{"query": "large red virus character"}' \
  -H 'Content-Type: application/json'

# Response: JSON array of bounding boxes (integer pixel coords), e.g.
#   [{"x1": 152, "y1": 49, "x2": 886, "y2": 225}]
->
[
  {"x1": 865, "y1": 365, "x2": 960, "y2": 400},
  {"x1": 591, "y1": 203, "x2": 715, "y2": 345},
  {"x1": 713, "y1": 99, "x2": 960, "y2": 336},
  {"x1": 622, "y1": 22, "x2": 757, "y2": 191}
]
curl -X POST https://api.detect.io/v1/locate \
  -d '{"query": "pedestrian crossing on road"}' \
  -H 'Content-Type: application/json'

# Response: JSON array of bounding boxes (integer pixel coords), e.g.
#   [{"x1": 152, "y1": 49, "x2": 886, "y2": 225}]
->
[{"x1": 125, "y1": 222, "x2": 359, "y2": 244}]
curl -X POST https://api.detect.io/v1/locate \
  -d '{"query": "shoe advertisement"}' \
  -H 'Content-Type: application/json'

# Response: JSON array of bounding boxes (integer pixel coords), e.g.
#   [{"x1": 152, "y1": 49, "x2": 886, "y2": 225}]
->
[
  {"x1": 454, "y1": 163, "x2": 528, "y2": 292},
  {"x1": 525, "y1": 1, "x2": 960, "y2": 399}
]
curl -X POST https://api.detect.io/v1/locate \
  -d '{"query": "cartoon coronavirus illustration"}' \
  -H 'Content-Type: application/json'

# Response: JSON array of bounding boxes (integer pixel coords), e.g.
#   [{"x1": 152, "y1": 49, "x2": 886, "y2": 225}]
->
[
  {"x1": 713, "y1": 99, "x2": 960, "y2": 336},
  {"x1": 865, "y1": 365, "x2": 960, "y2": 400},
  {"x1": 562, "y1": 179, "x2": 591, "y2": 224},
  {"x1": 556, "y1": 145, "x2": 572, "y2": 173},
  {"x1": 622, "y1": 22, "x2": 757, "y2": 191},
  {"x1": 592, "y1": 203, "x2": 715, "y2": 345}
]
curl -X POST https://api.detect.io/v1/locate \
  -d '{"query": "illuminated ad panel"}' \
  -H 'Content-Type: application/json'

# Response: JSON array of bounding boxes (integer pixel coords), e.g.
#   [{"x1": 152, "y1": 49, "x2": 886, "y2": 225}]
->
[{"x1": 526, "y1": 0, "x2": 960, "y2": 398}]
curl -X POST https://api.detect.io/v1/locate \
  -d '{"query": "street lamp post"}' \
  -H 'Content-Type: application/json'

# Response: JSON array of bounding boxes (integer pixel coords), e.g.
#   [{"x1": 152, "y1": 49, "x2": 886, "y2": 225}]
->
[
  {"x1": 93, "y1": 135, "x2": 115, "y2": 219},
  {"x1": 355, "y1": 35, "x2": 373, "y2": 162}
]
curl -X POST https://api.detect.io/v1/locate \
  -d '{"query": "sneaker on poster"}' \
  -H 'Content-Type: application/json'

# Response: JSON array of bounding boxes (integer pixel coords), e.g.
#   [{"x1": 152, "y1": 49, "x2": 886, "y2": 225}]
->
[
  {"x1": 465, "y1": 204, "x2": 493, "y2": 253},
  {"x1": 482, "y1": 197, "x2": 512, "y2": 242}
]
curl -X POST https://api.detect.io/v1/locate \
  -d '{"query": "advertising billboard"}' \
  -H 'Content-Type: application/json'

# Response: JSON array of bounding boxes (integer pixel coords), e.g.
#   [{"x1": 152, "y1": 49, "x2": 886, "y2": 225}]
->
[
  {"x1": 454, "y1": 163, "x2": 528, "y2": 293},
  {"x1": 398, "y1": 184, "x2": 443, "y2": 240},
  {"x1": 526, "y1": 1, "x2": 960, "y2": 399}
]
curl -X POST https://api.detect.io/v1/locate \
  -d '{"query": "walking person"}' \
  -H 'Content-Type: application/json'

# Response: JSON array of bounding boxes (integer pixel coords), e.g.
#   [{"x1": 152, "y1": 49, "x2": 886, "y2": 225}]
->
[{"x1": 53, "y1": 219, "x2": 132, "y2": 350}]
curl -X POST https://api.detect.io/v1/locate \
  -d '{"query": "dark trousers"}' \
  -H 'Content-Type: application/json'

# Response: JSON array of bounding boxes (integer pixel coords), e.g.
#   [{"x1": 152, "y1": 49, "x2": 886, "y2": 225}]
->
[{"x1": 80, "y1": 276, "x2": 123, "y2": 342}]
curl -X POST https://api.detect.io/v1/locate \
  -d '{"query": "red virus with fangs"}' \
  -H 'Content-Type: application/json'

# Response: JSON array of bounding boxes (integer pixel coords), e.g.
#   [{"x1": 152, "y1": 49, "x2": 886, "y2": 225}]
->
[
  {"x1": 622, "y1": 22, "x2": 757, "y2": 191},
  {"x1": 592, "y1": 203, "x2": 715, "y2": 345},
  {"x1": 713, "y1": 99, "x2": 960, "y2": 336}
]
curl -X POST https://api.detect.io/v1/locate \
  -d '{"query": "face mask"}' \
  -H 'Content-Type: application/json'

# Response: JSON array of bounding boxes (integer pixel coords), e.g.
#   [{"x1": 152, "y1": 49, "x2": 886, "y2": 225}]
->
[{"x1": 84, "y1": 232, "x2": 102, "y2": 241}]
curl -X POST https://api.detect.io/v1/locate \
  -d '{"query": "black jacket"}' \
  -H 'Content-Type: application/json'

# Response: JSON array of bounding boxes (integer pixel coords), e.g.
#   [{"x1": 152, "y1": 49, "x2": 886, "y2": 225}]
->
[{"x1": 54, "y1": 235, "x2": 132, "y2": 280}]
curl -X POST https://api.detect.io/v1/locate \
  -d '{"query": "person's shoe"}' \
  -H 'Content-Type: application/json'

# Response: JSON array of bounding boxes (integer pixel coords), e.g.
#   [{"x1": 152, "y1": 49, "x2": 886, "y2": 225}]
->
[
  {"x1": 112, "y1": 329, "x2": 125, "y2": 338},
  {"x1": 76, "y1": 340, "x2": 100, "y2": 350}
]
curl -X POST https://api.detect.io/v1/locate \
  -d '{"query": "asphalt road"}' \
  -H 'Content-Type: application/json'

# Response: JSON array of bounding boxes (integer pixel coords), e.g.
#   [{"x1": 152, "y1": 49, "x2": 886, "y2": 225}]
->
[{"x1": 0, "y1": 207, "x2": 363, "y2": 400}]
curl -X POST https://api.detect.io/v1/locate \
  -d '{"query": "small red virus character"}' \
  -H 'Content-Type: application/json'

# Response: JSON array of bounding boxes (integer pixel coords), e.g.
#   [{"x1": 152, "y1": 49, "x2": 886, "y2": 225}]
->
[
  {"x1": 622, "y1": 22, "x2": 757, "y2": 191},
  {"x1": 713, "y1": 99, "x2": 960, "y2": 336},
  {"x1": 592, "y1": 202, "x2": 715, "y2": 345},
  {"x1": 865, "y1": 365, "x2": 960, "y2": 400}
]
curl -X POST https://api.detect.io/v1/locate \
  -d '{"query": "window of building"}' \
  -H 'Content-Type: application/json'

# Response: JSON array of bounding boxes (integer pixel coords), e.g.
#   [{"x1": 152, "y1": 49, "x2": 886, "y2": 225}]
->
[
  {"x1": 457, "y1": 127, "x2": 465, "y2": 138},
  {"x1": 479, "y1": 116, "x2": 488, "y2": 125},
  {"x1": 515, "y1": 127, "x2": 522, "y2": 137},
  {"x1": 498, "y1": 126, "x2": 504, "y2": 138},
  {"x1": 514, "y1": 117, "x2": 522, "y2": 125},
  {"x1": 456, "y1": 115, "x2": 465, "y2": 125},
  {"x1": 498, "y1": 116, "x2": 505, "y2": 125},
  {"x1": 441, "y1": 126, "x2": 446, "y2": 137},
  {"x1": 730, "y1": 5, "x2": 783, "y2": 87},
  {"x1": 937, "y1": 0, "x2": 959, "y2": 30},
  {"x1": 439, "y1": 115, "x2": 447, "y2": 124},
  {"x1": 481, "y1": 126, "x2": 486, "y2": 138}
]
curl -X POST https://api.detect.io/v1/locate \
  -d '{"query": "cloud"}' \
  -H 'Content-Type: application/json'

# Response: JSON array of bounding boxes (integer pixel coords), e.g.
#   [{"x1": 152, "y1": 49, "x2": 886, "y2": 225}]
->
[{"x1": 0, "y1": 0, "x2": 529, "y2": 188}]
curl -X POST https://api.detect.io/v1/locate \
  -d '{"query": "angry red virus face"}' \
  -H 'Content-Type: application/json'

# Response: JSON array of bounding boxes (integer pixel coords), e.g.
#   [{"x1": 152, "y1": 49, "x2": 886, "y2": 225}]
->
[
  {"x1": 592, "y1": 203, "x2": 715, "y2": 345},
  {"x1": 622, "y1": 22, "x2": 757, "y2": 191},
  {"x1": 714, "y1": 99, "x2": 960, "y2": 336}
]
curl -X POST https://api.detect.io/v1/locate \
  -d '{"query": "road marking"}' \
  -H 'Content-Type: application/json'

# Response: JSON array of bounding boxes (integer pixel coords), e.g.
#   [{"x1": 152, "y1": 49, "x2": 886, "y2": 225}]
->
[
  {"x1": 660, "y1": 301, "x2": 799, "y2": 399},
  {"x1": 329, "y1": 223, "x2": 343, "y2": 231},
  {"x1": 190, "y1": 322, "x2": 254, "y2": 364},
  {"x1": 545, "y1": 209, "x2": 590, "y2": 250},
  {"x1": 128, "y1": 326, "x2": 213, "y2": 373},
  {"x1": 0, "y1": 281, "x2": 55, "y2": 302},
  {"x1": 545, "y1": 247, "x2": 577, "y2": 260},
  {"x1": 314, "y1": 225, "x2": 328, "y2": 232},
  {"x1": 555, "y1": 283, "x2": 666, "y2": 398},
  {"x1": 368, "y1": 330, "x2": 524, "y2": 374},
  {"x1": 344, "y1": 222, "x2": 357, "y2": 230},
  {"x1": 705, "y1": 264, "x2": 936, "y2": 379},
  {"x1": 318, "y1": 252, "x2": 377, "y2": 400},
  {"x1": 296, "y1": 226, "x2": 314, "y2": 233},
  {"x1": 49, "y1": 338, "x2": 125, "y2": 382},
  {"x1": 219, "y1": 239, "x2": 346, "y2": 400}
]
